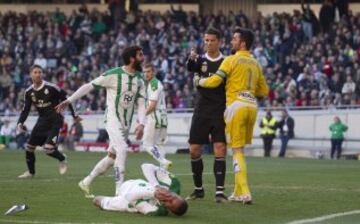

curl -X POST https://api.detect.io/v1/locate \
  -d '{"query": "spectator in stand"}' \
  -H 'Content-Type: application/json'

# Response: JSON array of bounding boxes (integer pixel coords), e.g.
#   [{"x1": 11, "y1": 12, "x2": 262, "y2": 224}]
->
[
  {"x1": 277, "y1": 110, "x2": 295, "y2": 157},
  {"x1": 329, "y1": 116, "x2": 348, "y2": 159},
  {"x1": 66, "y1": 116, "x2": 83, "y2": 151},
  {"x1": 58, "y1": 121, "x2": 68, "y2": 151},
  {"x1": 319, "y1": 0, "x2": 335, "y2": 33},
  {"x1": 0, "y1": 119, "x2": 12, "y2": 148},
  {"x1": 0, "y1": 6, "x2": 359, "y2": 112}
]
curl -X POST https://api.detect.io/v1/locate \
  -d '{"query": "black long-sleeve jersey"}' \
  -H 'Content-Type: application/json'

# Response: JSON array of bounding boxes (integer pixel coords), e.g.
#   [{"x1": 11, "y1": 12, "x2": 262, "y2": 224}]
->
[
  {"x1": 187, "y1": 53, "x2": 226, "y2": 117},
  {"x1": 18, "y1": 81, "x2": 76, "y2": 124}
]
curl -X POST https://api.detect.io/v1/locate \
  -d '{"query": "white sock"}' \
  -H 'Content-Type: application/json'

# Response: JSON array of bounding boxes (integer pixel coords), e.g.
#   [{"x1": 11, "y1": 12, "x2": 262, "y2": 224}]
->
[
  {"x1": 82, "y1": 156, "x2": 114, "y2": 186},
  {"x1": 114, "y1": 148, "x2": 127, "y2": 196},
  {"x1": 145, "y1": 145, "x2": 167, "y2": 164}
]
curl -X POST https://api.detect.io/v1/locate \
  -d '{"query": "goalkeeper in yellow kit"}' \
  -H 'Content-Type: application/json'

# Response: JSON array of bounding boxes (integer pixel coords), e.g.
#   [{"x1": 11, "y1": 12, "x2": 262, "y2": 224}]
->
[{"x1": 194, "y1": 28, "x2": 269, "y2": 204}]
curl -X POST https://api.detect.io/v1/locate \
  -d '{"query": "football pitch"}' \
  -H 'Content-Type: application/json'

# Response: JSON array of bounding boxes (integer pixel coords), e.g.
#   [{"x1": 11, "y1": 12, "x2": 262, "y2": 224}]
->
[{"x1": 0, "y1": 150, "x2": 359, "y2": 224}]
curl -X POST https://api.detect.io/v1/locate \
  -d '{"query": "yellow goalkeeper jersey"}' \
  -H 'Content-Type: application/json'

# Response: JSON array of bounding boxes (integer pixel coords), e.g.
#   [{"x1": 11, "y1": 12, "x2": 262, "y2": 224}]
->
[{"x1": 216, "y1": 50, "x2": 269, "y2": 106}]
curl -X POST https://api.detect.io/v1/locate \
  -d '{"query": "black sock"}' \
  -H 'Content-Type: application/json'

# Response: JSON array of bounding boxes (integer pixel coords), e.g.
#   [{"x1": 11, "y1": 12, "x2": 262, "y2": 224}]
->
[
  {"x1": 45, "y1": 147, "x2": 65, "y2": 162},
  {"x1": 214, "y1": 157, "x2": 226, "y2": 195},
  {"x1": 26, "y1": 150, "x2": 36, "y2": 175},
  {"x1": 191, "y1": 158, "x2": 203, "y2": 189}
]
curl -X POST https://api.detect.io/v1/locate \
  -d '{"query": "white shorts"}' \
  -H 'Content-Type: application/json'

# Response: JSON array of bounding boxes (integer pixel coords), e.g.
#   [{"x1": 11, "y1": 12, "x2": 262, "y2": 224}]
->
[
  {"x1": 142, "y1": 118, "x2": 167, "y2": 147},
  {"x1": 105, "y1": 117, "x2": 129, "y2": 155}
]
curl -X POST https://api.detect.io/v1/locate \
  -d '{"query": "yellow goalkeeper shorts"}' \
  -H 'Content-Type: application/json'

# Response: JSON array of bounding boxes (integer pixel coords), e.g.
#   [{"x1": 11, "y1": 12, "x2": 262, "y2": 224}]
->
[{"x1": 224, "y1": 101, "x2": 258, "y2": 148}]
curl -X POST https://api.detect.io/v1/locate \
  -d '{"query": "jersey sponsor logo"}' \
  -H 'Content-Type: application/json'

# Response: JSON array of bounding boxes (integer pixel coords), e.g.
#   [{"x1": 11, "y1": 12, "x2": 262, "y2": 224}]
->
[
  {"x1": 35, "y1": 99, "x2": 51, "y2": 108},
  {"x1": 44, "y1": 88, "x2": 49, "y2": 95},
  {"x1": 201, "y1": 61, "x2": 208, "y2": 73},
  {"x1": 120, "y1": 91, "x2": 135, "y2": 108},
  {"x1": 31, "y1": 93, "x2": 36, "y2": 102}
]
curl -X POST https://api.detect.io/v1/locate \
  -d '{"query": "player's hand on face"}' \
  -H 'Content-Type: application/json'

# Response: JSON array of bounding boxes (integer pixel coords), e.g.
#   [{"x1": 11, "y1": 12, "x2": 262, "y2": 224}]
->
[
  {"x1": 135, "y1": 124, "x2": 144, "y2": 140},
  {"x1": 155, "y1": 186, "x2": 172, "y2": 202},
  {"x1": 190, "y1": 48, "x2": 199, "y2": 61},
  {"x1": 55, "y1": 100, "x2": 70, "y2": 114}
]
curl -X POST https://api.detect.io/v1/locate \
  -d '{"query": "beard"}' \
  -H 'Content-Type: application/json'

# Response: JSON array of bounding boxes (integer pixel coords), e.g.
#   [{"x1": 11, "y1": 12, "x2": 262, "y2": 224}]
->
[{"x1": 134, "y1": 61, "x2": 142, "y2": 72}]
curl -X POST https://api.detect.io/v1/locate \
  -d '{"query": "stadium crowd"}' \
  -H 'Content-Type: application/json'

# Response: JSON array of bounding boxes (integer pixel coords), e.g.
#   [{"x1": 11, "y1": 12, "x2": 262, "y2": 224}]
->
[{"x1": 0, "y1": 3, "x2": 359, "y2": 114}]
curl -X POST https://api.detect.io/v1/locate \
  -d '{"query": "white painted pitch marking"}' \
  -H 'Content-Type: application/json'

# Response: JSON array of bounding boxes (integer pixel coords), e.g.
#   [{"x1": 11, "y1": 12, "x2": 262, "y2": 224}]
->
[
  {"x1": 286, "y1": 210, "x2": 360, "y2": 224},
  {"x1": 0, "y1": 219, "x2": 112, "y2": 224}
]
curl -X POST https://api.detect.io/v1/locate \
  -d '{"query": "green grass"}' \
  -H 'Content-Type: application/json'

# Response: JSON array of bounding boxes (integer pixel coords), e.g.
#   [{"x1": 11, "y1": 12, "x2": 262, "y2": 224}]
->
[{"x1": 0, "y1": 150, "x2": 359, "y2": 224}]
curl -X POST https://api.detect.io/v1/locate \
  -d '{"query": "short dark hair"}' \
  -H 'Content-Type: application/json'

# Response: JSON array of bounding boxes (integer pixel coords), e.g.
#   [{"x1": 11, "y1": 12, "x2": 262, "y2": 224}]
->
[
  {"x1": 234, "y1": 28, "x2": 254, "y2": 50},
  {"x1": 122, "y1": 45, "x2": 142, "y2": 65},
  {"x1": 30, "y1": 64, "x2": 43, "y2": 72},
  {"x1": 205, "y1": 27, "x2": 221, "y2": 39},
  {"x1": 173, "y1": 200, "x2": 188, "y2": 216}
]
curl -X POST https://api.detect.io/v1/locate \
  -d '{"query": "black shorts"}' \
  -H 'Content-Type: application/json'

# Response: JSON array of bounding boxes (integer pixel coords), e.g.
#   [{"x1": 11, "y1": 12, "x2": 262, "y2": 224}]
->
[
  {"x1": 188, "y1": 114, "x2": 226, "y2": 144},
  {"x1": 28, "y1": 115, "x2": 63, "y2": 147}
]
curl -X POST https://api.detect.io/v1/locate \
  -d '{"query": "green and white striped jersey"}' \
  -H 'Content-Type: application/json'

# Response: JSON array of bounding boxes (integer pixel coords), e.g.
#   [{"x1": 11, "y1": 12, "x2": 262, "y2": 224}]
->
[
  {"x1": 91, "y1": 66, "x2": 145, "y2": 130},
  {"x1": 147, "y1": 78, "x2": 167, "y2": 128},
  {"x1": 118, "y1": 179, "x2": 168, "y2": 216}
]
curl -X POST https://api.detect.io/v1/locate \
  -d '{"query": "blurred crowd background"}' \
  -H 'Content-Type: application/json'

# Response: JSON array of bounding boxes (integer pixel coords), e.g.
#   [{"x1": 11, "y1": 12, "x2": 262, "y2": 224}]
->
[{"x1": 0, "y1": 1, "x2": 359, "y2": 114}]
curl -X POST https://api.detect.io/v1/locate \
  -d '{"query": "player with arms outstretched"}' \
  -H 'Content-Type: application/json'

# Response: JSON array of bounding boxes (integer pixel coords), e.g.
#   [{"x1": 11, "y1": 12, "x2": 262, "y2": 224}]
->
[
  {"x1": 195, "y1": 28, "x2": 269, "y2": 204},
  {"x1": 56, "y1": 46, "x2": 146, "y2": 196},
  {"x1": 17, "y1": 64, "x2": 78, "y2": 178}
]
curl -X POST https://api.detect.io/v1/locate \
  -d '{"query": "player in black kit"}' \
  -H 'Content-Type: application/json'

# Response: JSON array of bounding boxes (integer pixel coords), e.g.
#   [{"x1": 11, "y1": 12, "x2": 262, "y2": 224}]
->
[
  {"x1": 17, "y1": 65, "x2": 79, "y2": 178},
  {"x1": 185, "y1": 28, "x2": 227, "y2": 203}
]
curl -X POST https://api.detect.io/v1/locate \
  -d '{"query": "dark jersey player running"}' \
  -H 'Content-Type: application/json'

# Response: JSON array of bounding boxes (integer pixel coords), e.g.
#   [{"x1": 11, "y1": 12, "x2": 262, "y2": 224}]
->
[
  {"x1": 186, "y1": 28, "x2": 227, "y2": 203},
  {"x1": 17, "y1": 64, "x2": 79, "y2": 178}
]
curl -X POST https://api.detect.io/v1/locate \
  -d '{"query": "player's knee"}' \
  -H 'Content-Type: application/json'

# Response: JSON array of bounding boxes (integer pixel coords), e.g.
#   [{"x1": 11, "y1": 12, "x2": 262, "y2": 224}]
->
[
  {"x1": 26, "y1": 144, "x2": 36, "y2": 152},
  {"x1": 107, "y1": 152, "x2": 116, "y2": 159},
  {"x1": 189, "y1": 145, "x2": 202, "y2": 159},
  {"x1": 190, "y1": 150, "x2": 202, "y2": 160},
  {"x1": 214, "y1": 143, "x2": 227, "y2": 157},
  {"x1": 44, "y1": 144, "x2": 56, "y2": 154}
]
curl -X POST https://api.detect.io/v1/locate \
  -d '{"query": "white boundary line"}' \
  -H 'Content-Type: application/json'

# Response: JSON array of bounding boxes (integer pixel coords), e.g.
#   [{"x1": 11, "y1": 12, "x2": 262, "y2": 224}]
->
[
  {"x1": 286, "y1": 210, "x2": 360, "y2": 224},
  {"x1": 0, "y1": 220, "x2": 112, "y2": 224}
]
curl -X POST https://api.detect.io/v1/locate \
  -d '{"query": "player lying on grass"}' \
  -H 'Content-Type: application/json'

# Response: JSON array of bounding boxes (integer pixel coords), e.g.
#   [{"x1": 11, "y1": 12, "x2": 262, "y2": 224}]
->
[
  {"x1": 92, "y1": 163, "x2": 187, "y2": 216},
  {"x1": 79, "y1": 162, "x2": 180, "y2": 198}
]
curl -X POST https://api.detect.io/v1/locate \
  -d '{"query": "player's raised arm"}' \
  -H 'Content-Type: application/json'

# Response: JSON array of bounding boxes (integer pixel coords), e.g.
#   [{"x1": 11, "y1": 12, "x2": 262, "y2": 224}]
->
[{"x1": 186, "y1": 48, "x2": 200, "y2": 72}]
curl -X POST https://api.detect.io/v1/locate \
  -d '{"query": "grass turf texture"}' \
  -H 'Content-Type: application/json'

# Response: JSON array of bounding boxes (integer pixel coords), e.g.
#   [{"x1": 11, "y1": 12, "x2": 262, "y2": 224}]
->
[{"x1": 0, "y1": 150, "x2": 359, "y2": 224}]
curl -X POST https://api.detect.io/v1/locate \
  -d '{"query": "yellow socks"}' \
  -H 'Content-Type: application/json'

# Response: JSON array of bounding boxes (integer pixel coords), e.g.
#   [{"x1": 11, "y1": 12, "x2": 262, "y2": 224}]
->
[{"x1": 233, "y1": 152, "x2": 251, "y2": 196}]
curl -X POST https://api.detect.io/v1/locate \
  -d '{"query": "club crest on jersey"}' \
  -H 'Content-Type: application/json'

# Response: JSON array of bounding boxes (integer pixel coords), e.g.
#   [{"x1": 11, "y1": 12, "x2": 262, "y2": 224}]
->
[
  {"x1": 31, "y1": 93, "x2": 36, "y2": 102},
  {"x1": 44, "y1": 88, "x2": 49, "y2": 95},
  {"x1": 120, "y1": 91, "x2": 135, "y2": 108},
  {"x1": 201, "y1": 61, "x2": 208, "y2": 73}
]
